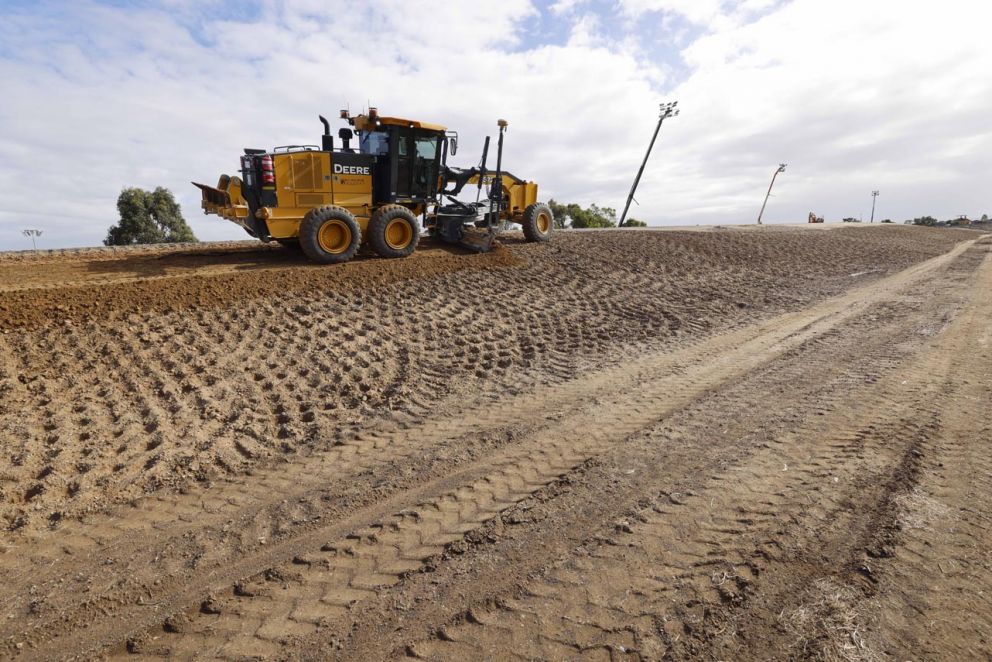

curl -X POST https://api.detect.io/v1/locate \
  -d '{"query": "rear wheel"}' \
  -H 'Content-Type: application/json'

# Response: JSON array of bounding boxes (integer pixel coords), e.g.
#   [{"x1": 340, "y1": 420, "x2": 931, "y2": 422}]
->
[
  {"x1": 521, "y1": 202, "x2": 553, "y2": 242},
  {"x1": 299, "y1": 206, "x2": 361, "y2": 264},
  {"x1": 368, "y1": 205, "x2": 420, "y2": 258}
]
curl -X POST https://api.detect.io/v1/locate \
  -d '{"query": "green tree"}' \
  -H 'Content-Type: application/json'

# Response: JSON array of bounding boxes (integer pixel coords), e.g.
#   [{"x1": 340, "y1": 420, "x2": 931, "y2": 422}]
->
[
  {"x1": 624, "y1": 218, "x2": 648, "y2": 227},
  {"x1": 543, "y1": 201, "x2": 623, "y2": 229},
  {"x1": 547, "y1": 199, "x2": 570, "y2": 229},
  {"x1": 104, "y1": 187, "x2": 198, "y2": 246},
  {"x1": 567, "y1": 203, "x2": 617, "y2": 228},
  {"x1": 910, "y1": 216, "x2": 938, "y2": 227}
]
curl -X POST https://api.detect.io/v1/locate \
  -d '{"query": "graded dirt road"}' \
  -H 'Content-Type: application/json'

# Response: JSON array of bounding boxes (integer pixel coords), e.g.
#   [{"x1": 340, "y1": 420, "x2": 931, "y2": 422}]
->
[{"x1": 0, "y1": 226, "x2": 989, "y2": 660}]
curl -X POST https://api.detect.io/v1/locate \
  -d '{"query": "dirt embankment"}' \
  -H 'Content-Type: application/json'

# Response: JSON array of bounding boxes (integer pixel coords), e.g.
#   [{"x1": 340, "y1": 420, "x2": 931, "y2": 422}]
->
[
  {"x1": 0, "y1": 225, "x2": 989, "y2": 661},
  {"x1": 0, "y1": 226, "x2": 966, "y2": 534}
]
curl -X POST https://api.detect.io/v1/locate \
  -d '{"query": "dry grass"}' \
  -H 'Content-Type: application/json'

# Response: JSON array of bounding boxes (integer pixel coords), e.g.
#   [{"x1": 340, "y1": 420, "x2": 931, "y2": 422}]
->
[
  {"x1": 895, "y1": 486, "x2": 952, "y2": 531},
  {"x1": 779, "y1": 578, "x2": 879, "y2": 662}
]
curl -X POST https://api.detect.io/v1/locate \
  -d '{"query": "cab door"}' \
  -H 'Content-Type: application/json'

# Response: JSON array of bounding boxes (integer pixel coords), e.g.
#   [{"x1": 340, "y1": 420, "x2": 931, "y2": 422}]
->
[
  {"x1": 411, "y1": 134, "x2": 440, "y2": 200},
  {"x1": 391, "y1": 128, "x2": 441, "y2": 202}
]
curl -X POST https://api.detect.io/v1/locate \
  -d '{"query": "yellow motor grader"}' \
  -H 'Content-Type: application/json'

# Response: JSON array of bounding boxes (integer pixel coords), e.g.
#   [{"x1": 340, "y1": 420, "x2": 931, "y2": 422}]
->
[{"x1": 193, "y1": 109, "x2": 553, "y2": 263}]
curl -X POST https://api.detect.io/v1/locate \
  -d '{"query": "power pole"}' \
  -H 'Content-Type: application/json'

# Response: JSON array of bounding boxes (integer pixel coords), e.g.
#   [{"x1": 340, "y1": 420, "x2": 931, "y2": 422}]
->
[
  {"x1": 757, "y1": 164, "x2": 787, "y2": 225},
  {"x1": 22, "y1": 228, "x2": 43, "y2": 251},
  {"x1": 870, "y1": 190, "x2": 879, "y2": 223},
  {"x1": 619, "y1": 101, "x2": 679, "y2": 227}
]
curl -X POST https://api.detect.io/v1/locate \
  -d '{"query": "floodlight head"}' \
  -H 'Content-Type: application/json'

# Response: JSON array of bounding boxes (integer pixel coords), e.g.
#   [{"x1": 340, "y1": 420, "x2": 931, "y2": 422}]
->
[{"x1": 659, "y1": 100, "x2": 680, "y2": 118}]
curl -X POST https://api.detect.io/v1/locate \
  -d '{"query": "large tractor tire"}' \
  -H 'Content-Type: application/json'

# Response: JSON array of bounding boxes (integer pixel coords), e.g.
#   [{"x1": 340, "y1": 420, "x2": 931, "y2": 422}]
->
[
  {"x1": 368, "y1": 204, "x2": 420, "y2": 258},
  {"x1": 299, "y1": 205, "x2": 361, "y2": 264},
  {"x1": 521, "y1": 202, "x2": 553, "y2": 242}
]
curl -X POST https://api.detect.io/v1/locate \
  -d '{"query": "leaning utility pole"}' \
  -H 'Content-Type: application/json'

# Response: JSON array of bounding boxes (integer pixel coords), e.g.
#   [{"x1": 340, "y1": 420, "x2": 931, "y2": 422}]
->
[
  {"x1": 870, "y1": 190, "x2": 879, "y2": 223},
  {"x1": 619, "y1": 101, "x2": 679, "y2": 227},
  {"x1": 757, "y1": 163, "x2": 787, "y2": 225}
]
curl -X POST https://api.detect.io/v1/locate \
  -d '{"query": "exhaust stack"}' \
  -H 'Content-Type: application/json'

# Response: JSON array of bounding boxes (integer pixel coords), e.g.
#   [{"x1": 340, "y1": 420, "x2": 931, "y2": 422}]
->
[{"x1": 318, "y1": 115, "x2": 334, "y2": 151}]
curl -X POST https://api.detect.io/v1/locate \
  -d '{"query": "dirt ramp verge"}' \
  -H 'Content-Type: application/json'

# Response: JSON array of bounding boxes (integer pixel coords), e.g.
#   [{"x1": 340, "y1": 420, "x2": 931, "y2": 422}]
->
[
  {"x1": 0, "y1": 238, "x2": 981, "y2": 659},
  {"x1": 0, "y1": 227, "x2": 974, "y2": 540},
  {"x1": 0, "y1": 244, "x2": 519, "y2": 330}
]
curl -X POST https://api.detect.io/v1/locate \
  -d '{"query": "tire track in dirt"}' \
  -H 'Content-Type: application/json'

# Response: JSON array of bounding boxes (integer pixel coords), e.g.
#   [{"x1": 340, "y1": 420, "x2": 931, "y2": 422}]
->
[
  {"x1": 405, "y1": 408, "x2": 938, "y2": 661},
  {"x1": 0, "y1": 242, "x2": 522, "y2": 330},
  {"x1": 0, "y1": 333, "x2": 718, "y2": 657},
  {"x1": 0, "y1": 231, "x2": 976, "y2": 660},
  {"x1": 19, "y1": 240, "x2": 966, "y2": 659},
  {"x1": 863, "y1": 246, "x2": 992, "y2": 660},
  {"x1": 8, "y1": 232, "x2": 962, "y2": 590},
  {"x1": 401, "y1": 241, "x2": 991, "y2": 662},
  {"x1": 0, "y1": 228, "x2": 967, "y2": 535},
  {"x1": 297, "y1": 271, "x2": 959, "y2": 660}
]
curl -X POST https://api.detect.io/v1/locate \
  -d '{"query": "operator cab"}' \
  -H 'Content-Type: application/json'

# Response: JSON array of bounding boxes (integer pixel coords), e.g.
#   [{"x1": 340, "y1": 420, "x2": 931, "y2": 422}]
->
[{"x1": 341, "y1": 108, "x2": 447, "y2": 205}]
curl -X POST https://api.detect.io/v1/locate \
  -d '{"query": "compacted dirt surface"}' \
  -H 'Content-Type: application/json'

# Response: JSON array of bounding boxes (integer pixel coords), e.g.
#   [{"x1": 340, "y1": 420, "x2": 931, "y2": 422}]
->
[{"x1": 1, "y1": 225, "x2": 990, "y2": 661}]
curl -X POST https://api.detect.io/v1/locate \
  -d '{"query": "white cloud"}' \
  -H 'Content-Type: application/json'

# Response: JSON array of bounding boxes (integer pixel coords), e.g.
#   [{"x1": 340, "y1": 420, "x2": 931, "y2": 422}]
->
[
  {"x1": 617, "y1": 0, "x2": 777, "y2": 30},
  {"x1": 620, "y1": 0, "x2": 727, "y2": 24},
  {"x1": 549, "y1": 0, "x2": 584, "y2": 15},
  {"x1": 645, "y1": 0, "x2": 992, "y2": 223},
  {"x1": 1, "y1": 0, "x2": 991, "y2": 249}
]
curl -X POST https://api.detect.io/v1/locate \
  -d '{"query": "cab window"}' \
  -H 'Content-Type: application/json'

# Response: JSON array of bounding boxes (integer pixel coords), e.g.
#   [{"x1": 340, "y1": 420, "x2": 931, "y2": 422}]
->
[
  {"x1": 415, "y1": 138, "x2": 437, "y2": 160},
  {"x1": 360, "y1": 131, "x2": 388, "y2": 156}
]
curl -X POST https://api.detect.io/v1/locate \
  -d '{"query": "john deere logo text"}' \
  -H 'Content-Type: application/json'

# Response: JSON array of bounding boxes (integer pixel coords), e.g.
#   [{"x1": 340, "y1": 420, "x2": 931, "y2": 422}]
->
[{"x1": 334, "y1": 164, "x2": 370, "y2": 175}]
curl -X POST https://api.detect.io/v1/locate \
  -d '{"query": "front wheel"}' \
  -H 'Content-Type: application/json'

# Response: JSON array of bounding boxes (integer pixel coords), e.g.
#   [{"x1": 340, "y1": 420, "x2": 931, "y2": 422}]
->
[
  {"x1": 368, "y1": 205, "x2": 420, "y2": 258},
  {"x1": 521, "y1": 203, "x2": 553, "y2": 242},
  {"x1": 299, "y1": 206, "x2": 361, "y2": 264}
]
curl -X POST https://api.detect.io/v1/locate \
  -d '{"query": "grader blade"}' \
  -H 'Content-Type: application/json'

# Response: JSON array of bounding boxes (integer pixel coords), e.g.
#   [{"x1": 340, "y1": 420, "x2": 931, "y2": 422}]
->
[{"x1": 456, "y1": 227, "x2": 497, "y2": 253}]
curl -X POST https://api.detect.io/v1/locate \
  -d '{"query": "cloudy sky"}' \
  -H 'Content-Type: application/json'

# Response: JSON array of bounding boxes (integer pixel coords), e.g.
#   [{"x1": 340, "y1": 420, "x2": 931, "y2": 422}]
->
[{"x1": 1, "y1": 0, "x2": 990, "y2": 250}]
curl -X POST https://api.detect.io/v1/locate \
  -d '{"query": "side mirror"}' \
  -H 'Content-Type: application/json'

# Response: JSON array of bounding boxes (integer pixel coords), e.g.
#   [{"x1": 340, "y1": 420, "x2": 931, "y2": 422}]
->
[{"x1": 446, "y1": 131, "x2": 458, "y2": 156}]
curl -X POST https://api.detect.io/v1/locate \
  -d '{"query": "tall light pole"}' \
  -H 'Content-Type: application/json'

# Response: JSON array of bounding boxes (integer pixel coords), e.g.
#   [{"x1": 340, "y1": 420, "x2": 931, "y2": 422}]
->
[
  {"x1": 22, "y1": 229, "x2": 43, "y2": 250},
  {"x1": 870, "y1": 190, "x2": 879, "y2": 223},
  {"x1": 757, "y1": 164, "x2": 787, "y2": 225},
  {"x1": 619, "y1": 101, "x2": 680, "y2": 227}
]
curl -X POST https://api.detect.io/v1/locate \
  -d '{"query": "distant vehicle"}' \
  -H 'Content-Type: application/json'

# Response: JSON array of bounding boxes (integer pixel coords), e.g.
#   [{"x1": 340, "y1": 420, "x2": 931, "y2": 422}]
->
[{"x1": 808, "y1": 212, "x2": 824, "y2": 223}]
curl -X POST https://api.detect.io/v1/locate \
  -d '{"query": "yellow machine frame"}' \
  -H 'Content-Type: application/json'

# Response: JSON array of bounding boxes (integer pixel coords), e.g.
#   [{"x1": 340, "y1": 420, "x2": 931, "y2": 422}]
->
[
  {"x1": 195, "y1": 110, "x2": 550, "y2": 261},
  {"x1": 199, "y1": 157, "x2": 537, "y2": 240}
]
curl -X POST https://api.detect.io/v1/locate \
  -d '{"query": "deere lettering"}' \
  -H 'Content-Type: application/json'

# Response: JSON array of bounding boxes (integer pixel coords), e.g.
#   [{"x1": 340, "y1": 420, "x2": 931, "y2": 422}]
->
[{"x1": 333, "y1": 163, "x2": 370, "y2": 176}]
